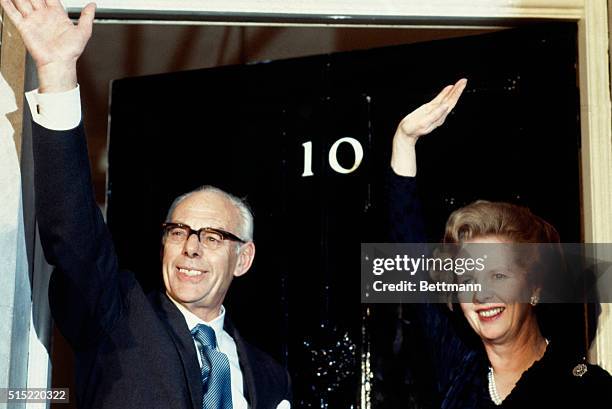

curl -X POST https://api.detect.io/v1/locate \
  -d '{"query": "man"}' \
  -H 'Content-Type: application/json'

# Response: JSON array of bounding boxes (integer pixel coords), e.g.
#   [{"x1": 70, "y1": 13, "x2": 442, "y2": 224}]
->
[{"x1": 0, "y1": 0, "x2": 291, "y2": 407}]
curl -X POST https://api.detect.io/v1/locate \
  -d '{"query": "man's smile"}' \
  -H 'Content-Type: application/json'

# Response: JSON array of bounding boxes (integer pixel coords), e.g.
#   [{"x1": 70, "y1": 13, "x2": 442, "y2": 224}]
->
[{"x1": 176, "y1": 266, "x2": 208, "y2": 281}]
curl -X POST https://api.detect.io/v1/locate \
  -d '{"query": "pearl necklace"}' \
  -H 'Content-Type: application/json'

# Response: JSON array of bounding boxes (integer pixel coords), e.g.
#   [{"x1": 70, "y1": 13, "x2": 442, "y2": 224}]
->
[
  {"x1": 487, "y1": 367, "x2": 503, "y2": 405},
  {"x1": 488, "y1": 339, "x2": 549, "y2": 406}
]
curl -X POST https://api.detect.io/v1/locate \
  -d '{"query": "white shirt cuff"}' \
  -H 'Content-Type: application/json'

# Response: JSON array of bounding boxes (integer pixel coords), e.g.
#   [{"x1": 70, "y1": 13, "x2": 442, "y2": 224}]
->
[{"x1": 25, "y1": 85, "x2": 82, "y2": 131}]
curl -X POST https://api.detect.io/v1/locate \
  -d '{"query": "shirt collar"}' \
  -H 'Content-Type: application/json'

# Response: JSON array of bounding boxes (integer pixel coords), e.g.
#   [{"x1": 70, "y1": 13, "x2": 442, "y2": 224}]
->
[{"x1": 166, "y1": 292, "x2": 225, "y2": 335}]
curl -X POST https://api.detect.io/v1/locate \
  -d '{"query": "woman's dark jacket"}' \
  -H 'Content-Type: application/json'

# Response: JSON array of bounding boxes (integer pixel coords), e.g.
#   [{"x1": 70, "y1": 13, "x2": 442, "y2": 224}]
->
[{"x1": 387, "y1": 170, "x2": 612, "y2": 408}]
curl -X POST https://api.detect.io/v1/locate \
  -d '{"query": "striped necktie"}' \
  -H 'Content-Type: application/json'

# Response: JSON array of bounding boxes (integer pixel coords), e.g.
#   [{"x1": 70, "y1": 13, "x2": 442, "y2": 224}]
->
[{"x1": 191, "y1": 324, "x2": 233, "y2": 409}]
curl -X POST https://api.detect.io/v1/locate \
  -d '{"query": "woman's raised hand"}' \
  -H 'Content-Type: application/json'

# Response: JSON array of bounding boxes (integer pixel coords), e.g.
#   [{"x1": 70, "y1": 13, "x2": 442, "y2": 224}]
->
[{"x1": 391, "y1": 79, "x2": 467, "y2": 176}]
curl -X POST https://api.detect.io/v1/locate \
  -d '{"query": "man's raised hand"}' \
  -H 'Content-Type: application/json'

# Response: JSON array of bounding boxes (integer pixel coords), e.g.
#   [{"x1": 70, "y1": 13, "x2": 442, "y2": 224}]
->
[{"x1": 0, "y1": 0, "x2": 96, "y2": 92}]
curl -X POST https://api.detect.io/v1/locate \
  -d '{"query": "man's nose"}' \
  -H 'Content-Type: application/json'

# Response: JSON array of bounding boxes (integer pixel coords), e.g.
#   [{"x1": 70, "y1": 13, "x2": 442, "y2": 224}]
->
[{"x1": 183, "y1": 233, "x2": 202, "y2": 257}]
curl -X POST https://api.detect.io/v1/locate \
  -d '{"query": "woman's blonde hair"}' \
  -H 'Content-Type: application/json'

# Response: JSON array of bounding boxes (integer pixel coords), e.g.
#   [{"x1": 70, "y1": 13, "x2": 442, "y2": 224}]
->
[{"x1": 443, "y1": 200, "x2": 560, "y2": 244}]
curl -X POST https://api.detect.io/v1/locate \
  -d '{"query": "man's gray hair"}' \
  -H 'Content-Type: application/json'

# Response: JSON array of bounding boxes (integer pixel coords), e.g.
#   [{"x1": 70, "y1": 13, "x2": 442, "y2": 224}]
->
[{"x1": 165, "y1": 185, "x2": 254, "y2": 242}]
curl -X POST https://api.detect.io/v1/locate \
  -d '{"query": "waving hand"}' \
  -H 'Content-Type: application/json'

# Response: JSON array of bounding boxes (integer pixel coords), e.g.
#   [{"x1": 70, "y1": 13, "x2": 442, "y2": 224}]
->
[
  {"x1": 391, "y1": 79, "x2": 467, "y2": 176},
  {"x1": 0, "y1": 0, "x2": 96, "y2": 92}
]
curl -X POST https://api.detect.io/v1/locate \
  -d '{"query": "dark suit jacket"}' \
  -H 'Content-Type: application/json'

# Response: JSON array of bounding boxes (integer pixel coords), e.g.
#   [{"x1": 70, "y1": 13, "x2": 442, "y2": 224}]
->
[{"x1": 33, "y1": 121, "x2": 291, "y2": 409}]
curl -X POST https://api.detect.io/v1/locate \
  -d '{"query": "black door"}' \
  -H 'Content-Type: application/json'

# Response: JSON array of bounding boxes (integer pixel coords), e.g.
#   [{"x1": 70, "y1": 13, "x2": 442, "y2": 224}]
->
[{"x1": 107, "y1": 23, "x2": 579, "y2": 408}]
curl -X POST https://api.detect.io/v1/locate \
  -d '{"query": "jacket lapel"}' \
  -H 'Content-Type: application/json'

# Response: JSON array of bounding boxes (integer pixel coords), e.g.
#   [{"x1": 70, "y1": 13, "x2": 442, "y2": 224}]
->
[
  {"x1": 224, "y1": 317, "x2": 258, "y2": 408},
  {"x1": 152, "y1": 292, "x2": 203, "y2": 409}
]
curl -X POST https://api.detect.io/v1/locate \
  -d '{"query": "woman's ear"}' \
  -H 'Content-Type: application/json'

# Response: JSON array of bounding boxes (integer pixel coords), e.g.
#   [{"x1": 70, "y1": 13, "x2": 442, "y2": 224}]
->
[{"x1": 530, "y1": 287, "x2": 542, "y2": 305}]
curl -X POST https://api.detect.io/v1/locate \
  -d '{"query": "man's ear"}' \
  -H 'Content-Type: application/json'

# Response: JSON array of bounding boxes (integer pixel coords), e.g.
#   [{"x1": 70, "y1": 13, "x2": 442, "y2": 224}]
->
[
  {"x1": 160, "y1": 236, "x2": 166, "y2": 260},
  {"x1": 233, "y1": 242, "x2": 255, "y2": 277}
]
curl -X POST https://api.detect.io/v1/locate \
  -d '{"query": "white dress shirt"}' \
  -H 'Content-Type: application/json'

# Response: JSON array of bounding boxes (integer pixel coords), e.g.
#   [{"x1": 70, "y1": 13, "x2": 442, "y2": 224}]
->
[
  {"x1": 25, "y1": 86, "x2": 82, "y2": 130},
  {"x1": 167, "y1": 297, "x2": 248, "y2": 409}
]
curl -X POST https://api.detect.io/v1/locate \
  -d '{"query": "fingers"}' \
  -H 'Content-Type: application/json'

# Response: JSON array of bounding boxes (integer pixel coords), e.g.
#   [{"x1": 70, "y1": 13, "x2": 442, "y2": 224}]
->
[
  {"x1": 0, "y1": 0, "x2": 24, "y2": 24},
  {"x1": 44, "y1": 0, "x2": 62, "y2": 7},
  {"x1": 430, "y1": 84, "x2": 453, "y2": 105},
  {"x1": 442, "y1": 78, "x2": 467, "y2": 112},
  {"x1": 397, "y1": 78, "x2": 467, "y2": 139},
  {"x1": 10, "y1": 0, "x2": 33, "y2": 15},
  {"x1": 428, "y1": 78, "x2": 467, "y2": 115},
  {"x1": 30, "y1": 0, "x2": 44, "y2": 10},
  {"x1": 430, "y1": 79, "x2": 467, "y2": 128},
  {"x1": 427, "y1": 104, "x2": 449, "y2": 129},
  {"x1": 77, "y1": 2, "x2": 95, "y2": 37}
]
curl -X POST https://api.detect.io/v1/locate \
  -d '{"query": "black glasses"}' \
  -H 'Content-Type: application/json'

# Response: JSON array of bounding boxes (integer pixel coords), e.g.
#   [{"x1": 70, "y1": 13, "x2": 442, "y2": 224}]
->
[{"x1": 162, "y1": 222, "x2": 246, "y2": 250}]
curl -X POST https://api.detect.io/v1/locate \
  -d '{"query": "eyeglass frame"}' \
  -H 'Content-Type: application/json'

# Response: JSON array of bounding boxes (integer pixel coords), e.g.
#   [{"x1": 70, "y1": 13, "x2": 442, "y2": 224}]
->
[{"x1": 161, "y1": 222, "x2": 246, "y2": 247}]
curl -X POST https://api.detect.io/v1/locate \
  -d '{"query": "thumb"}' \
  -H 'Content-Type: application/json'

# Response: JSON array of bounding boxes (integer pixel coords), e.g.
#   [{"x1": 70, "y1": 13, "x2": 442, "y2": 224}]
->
[{"x1": 78, "y1": 3, "x2": 96, "y2": 37}]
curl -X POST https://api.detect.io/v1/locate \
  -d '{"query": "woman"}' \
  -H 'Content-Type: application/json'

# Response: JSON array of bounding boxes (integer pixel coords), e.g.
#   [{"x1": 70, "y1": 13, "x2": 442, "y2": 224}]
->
[{"x1": 389, "y1": 79, "x2": 612, "y2": 408}]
